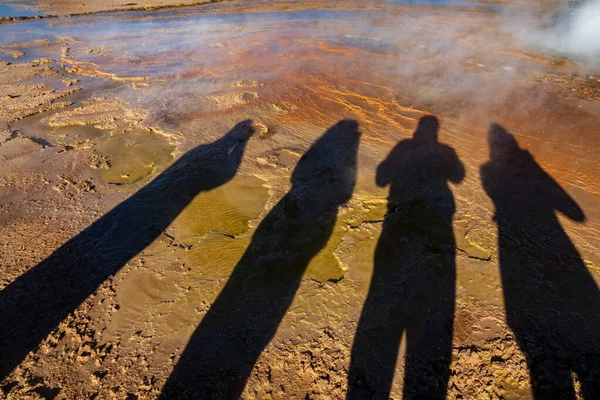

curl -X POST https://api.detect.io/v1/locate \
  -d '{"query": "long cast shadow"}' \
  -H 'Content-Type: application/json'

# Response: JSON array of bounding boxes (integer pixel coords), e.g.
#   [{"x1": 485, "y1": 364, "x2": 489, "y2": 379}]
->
[
  {"x1": 0, "y1": 120, "x2": 255, "y2": 380},
  {"x1": 159, "y1": 120, "x2": 361, "y2": 399},
  {"x1": 347, "y1": 116, "x2": 464, "y2": 399},
  {"x1": 481, "y1": 124, "x2": 600, "y2": 399}
]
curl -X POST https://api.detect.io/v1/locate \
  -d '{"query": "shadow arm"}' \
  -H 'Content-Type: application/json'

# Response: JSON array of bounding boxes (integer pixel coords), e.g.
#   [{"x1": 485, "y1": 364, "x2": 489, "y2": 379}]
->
[
  {"x1": 448, "y1": 149, "x2": 465, "y2": 184},
  {"x1": 550, "y1": 176, "x2": 586, "y2": 222},
  {"x1": 528, "y1": 150, "x2": 585, "y2": 222},
  {"x1": 376, "y1": 154, "x2": 393, "y2": 188}
]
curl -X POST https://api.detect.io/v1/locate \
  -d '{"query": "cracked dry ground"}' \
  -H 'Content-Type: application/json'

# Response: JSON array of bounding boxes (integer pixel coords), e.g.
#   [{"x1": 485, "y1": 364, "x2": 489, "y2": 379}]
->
[{"x1": 0, "y1": 1, "x2": 599, "y2": 399}]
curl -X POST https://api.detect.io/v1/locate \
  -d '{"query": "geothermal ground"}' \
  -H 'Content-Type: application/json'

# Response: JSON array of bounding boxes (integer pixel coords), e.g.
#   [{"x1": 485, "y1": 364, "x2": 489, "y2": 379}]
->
[{"x1": 0, "y1": 0, "x2": 599, "y2": 399}]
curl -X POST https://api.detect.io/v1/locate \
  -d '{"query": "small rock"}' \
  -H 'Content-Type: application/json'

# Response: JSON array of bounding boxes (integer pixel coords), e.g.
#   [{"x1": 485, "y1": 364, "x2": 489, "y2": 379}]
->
[{"x1": 251, "y1": 121, "x2": 269, "y2": 137}]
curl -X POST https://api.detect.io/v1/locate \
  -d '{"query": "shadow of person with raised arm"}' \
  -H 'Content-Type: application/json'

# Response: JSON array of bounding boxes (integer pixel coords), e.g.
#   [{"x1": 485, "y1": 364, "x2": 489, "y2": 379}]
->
[
  {"x1": 481, "y1": 124, "x2": 600, "y2": 400},
  {"x1": 160, "y1": 120, "x2": 361, "y2": 399},
  {"x1": 347, "y1": 116, "x2": 464, "y2": 400},
  {"x1": 0, "y1": 120, "x2": 255, "y2": 380}
]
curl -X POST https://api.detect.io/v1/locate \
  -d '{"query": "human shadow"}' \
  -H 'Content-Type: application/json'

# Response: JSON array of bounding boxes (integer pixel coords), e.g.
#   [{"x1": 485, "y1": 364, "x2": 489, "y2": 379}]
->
[
  {"x1": 347, "y1": 116, "x2": 464, "y2": 400},
  {"x1": 159, "y1": 120, "x2": 361, "y2": 399},
  {"x1": 481, "y1": 124, "x2": 600, "y2": 399},
  {"x1": 0, "y1": 120, "x2": 255, "y2": 380}
]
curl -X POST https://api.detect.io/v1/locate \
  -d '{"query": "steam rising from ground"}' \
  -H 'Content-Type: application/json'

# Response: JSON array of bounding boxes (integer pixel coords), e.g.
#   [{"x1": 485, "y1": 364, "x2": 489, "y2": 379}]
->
[{"x1": 513, "y1": 0, "x2": 600, "y2": 58}]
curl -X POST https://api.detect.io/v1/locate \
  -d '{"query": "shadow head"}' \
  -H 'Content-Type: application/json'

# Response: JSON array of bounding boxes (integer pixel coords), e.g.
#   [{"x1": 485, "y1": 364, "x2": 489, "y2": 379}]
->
[
  {"x1": 299, "y1": 119, "x2": 361, "y2": 162},
  {"x1": 326, "y1": 119, "x2": 362, "y2": 160},
  {"x1": 487, "y1": 123, "x2": 519, "y2": 159},
  {"x1": 291, "y1": 118, "x2": 361, "y2": 203},
  {"x1": 230, "y1": 119, "x2": 256, "y2": 142},
  {"x1": 414, "y1": 115, "x2": 440, "y2": 143},
  {"x1": 334, "y1": 119, "x2": 360, "y2": 134},
  {"x1": 222, "y1": 119, "x2": 256, "y2": 155},
  {"x1": 325, "y1": 119, "x2": 362, "y2": 149}
]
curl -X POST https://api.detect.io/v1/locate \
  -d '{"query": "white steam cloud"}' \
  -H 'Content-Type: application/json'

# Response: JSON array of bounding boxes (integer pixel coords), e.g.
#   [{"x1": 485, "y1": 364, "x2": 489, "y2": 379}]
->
[{"x1": 515, "y1": 0, "x2": 600, "y2": 58}]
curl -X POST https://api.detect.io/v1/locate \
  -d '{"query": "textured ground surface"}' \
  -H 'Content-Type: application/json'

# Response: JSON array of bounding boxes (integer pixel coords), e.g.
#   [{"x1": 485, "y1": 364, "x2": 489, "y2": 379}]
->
[
  {"x1": 0, "y1": 1, "x2": 598, "y2": 399},
  {"x1": 2, "y1": 0, "x2": 217, "y2": 17}
]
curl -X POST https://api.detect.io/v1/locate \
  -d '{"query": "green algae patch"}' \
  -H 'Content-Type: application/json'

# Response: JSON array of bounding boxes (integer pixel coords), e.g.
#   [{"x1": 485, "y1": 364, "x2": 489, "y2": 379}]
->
[
  {"x1": 12, "y1": 105, "x2": 108, "y2": 146},
  {"x1": 303, "y1": 200, "x2": 494, "y2": 283},
  {"x1": 454, "y1": 220, "x2": 492, "y2": 260},
  {"x1": 305, "y1": 199, "x2": 387, "y2": 283},
  {"x1": 168, "y1": 175, "x2": 270, "y2": 246},
  {"x1": 92, "y1": 130, "x2": 175, "y2": 185},
  {"x1": 334, "y1": 222, "x2": 381, "y2": 282},
  {"x1": 345, "y1": 199, "x2": 387, "y2": 228},
  {"x1": 184, "y1": 232, "x2": 253, "y2": 279},
  {"x1": 306, "y1": 238, "x2": 346, "y2": 283}
]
